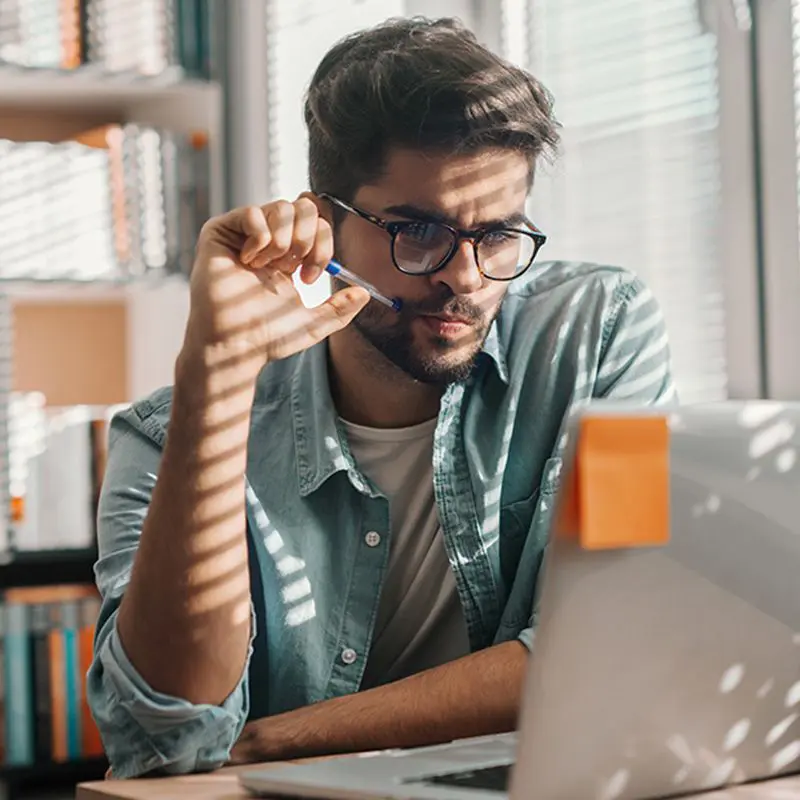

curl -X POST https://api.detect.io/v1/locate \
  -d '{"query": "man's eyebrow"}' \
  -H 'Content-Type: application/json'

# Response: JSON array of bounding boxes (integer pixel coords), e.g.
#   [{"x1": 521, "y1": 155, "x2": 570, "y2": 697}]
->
[{"x1": 382, "y1": 204, "x2": 529, "y2": 230}]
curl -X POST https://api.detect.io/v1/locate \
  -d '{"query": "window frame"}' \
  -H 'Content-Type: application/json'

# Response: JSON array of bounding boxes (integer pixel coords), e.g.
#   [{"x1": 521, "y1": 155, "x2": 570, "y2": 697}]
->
[
  {"x1": 751, "y1": 0, "x2": 800, "y2": 399},
  {"x1": 481, "y1": 0, "x2": 768, "y2": 400}
]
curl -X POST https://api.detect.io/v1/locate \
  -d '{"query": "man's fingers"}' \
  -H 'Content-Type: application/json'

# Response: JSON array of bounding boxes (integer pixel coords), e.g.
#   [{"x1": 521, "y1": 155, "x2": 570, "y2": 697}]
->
[
  {"x1": 300, "y1": 217, "x2": 334, "y2": 284},
  {"x1": 251, "y1": 200, "x2": 295, "y2": 268},
  {"x1": 240, "y1": 206, "x2": 272, "y2": 265},
  {"x1": 216, "y1": 197, "x2": 331, "y2": 279},
  {"x1": 290, "y1": 197, "x2": 321, "y2": 262}
]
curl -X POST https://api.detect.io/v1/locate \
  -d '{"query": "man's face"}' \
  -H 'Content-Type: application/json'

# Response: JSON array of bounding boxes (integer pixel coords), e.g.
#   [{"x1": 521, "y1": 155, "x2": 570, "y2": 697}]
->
[{"x1": 333, "y1": 148, "x2": 531, "y2": 385}]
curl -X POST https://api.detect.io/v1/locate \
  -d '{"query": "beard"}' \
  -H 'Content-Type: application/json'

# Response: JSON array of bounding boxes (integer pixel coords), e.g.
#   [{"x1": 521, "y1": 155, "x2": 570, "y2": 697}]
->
[{"x1": 333, "y1": 278, "x2": 497, "y2": 385}]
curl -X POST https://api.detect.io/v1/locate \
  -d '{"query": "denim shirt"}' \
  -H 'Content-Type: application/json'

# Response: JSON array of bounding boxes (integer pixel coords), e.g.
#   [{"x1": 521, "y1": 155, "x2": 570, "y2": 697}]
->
[{"x1": 87, "y1": 261, "x2": 676, "y2": 778}]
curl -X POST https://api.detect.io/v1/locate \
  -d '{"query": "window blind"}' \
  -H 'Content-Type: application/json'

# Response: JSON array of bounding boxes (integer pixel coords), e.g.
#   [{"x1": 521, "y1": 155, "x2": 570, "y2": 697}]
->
[
  {"x1": 792, "y1": 0, "x2": 800, "y2": 247},
  {"x1": 265, "y1": 0, "x2": 405, "y2": 307},
  {"x1": 521, "y1": 0, "x2": 730, "y2": 403}
]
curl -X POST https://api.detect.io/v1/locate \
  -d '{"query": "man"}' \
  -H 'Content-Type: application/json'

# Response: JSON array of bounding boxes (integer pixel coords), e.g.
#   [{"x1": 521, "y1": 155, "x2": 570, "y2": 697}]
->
[{"x1": 87, "y1": 16, "x2": 675, "y2": 779}]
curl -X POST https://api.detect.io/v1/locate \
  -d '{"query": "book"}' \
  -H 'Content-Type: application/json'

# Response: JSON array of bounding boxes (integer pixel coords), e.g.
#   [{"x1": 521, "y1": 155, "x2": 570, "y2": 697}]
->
[
  {"x1": 0, "y1": 0, "x2": 80, "y2": 69},
  {"x1": 1, "y1": 585, "x2": 104, "y2": 765},
  {"x1": 3, "y1": 599, "x2": 33, "y2": 764},
  {"x1": 30, "y1": 602, "x2": 53, "y2": 762},
  {"x1": 1, "y1": 0, "x2": 212, "y2": 77},
  {"x1": 0, "y1": 124, "x2": 210, "y2": 281},
  {"x1": 7, "y1": 398, "x2": 129, "y2": 554}
]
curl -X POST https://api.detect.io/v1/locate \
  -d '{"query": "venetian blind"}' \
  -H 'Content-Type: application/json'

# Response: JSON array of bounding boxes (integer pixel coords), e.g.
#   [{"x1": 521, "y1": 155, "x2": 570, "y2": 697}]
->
[
  {"x1": 518, "y1": 0, "x2": 731, "y2": 403},
  {"x1": 264, "y1": 0, "x2": 405, "y2": 307}
]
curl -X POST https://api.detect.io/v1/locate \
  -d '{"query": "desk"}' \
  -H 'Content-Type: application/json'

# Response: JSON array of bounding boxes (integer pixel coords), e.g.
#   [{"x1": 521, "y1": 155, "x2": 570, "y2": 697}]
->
[
  {"x1": 76, "y1": 763, "x2": 257, "y2": 800},
  {"x1": 76, "y1": 765, "x2": 800, "y2": 800}
]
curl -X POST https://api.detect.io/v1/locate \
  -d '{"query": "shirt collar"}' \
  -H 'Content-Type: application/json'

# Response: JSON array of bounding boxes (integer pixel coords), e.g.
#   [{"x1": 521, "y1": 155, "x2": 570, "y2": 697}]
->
[
  {"x1": 289, "y1": 342, "x2": 353, "y2": 498},
  {"x1": 479, "y1": 318, "x2": 509, "y2": 385},
  {"x1": 288, "y1": 319, "x2": 509, "y2": 496}
]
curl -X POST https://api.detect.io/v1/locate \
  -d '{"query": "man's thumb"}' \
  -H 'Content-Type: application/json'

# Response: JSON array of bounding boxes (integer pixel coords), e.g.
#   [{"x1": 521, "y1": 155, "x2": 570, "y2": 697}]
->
[{"x1": 308, "y1": 286, "x2": 371, "y2": 341}]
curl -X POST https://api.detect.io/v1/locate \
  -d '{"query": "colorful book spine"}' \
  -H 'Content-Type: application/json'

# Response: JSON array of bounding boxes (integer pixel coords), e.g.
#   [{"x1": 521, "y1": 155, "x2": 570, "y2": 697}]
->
[
  {"x1": 48, "y1": 602, "x2": 67, "y2": 762},
  {"x1": 30, "y1": 602, "x2": 53, "y2": 762},
  {"x1": 0, "y1": 585, "x2": 104, "y2": 766},
  {"x1": 62, "y1": 600, "x2": 80, "y2": 759},
  {"x1": 0, "y1": 123, "x2": 210, "y2": 283},
  {"x1": 3, "y1": 600, "x2": 34, "y2": 765},
  {"x1": 2, "y1": 0, "x2": 214, "y2": 75},
  {"x1": 0, "y1": 601, "x2": 5, "y2": 764},
  {"x1": 79, "y1": 596, "x2": 103, "y2": 757}
]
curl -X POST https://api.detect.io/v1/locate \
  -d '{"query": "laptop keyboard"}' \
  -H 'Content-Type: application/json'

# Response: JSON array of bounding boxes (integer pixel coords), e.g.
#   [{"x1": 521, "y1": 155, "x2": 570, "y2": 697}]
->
[{"x1": 415, "y1": 763, "x2": 511, "y2": 792}]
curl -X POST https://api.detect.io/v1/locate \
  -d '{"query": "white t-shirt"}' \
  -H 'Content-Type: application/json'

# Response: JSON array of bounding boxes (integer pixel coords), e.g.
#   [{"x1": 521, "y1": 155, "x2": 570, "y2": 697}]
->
[{"x1": 339, "y1": 416, "x2": 470, "y2": 688}]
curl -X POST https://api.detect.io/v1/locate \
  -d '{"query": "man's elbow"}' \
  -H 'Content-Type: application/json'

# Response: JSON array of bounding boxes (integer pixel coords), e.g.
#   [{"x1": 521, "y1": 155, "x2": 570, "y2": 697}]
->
[{"x1": 87, "y1": 617, "x2": 251, "y2": 778}]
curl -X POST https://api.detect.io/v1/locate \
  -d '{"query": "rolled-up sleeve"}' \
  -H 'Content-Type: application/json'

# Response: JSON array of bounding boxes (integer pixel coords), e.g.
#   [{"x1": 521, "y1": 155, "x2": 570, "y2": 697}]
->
[
  {"x1": 517, "y1": 625, "x2": 535, "y2": 652},
  {"x1": 86, "y1": 409, "x2": 254, "y2": 778}
]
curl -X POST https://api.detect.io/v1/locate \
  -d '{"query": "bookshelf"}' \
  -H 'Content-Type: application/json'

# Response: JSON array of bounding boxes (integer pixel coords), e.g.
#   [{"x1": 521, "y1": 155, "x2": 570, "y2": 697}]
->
[
  {"x1": 0, "y1": 64, "x2": 216, "y2": 106},
  {"x1": 0, "y1": 68, "x2": 224, "y2": 546},
  {"x1": 0, "y1": 548, "x2": 98, "y2": 590},
  {"x1": 0, "y1": 2, "x2": 228, "y2": 795}
]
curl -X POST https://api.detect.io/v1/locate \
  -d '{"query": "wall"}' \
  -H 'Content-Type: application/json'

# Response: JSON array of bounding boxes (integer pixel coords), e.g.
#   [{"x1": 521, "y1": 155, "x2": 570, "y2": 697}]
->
[
  {"x1": 405, "y1": 0, "x2": 476, "y2": 27},
  {"x1": 12, "y1": 301, "x2": 128, "y2": 406}
]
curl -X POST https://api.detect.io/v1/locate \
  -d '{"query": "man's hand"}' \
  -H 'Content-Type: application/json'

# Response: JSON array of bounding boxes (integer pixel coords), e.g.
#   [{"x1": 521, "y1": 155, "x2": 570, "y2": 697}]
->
[
  {"x1": 182, "y1": 195, "x2": 370, "y2": 376},
  {"x1": 115, "y1": 195, "x2": 369, "y2": 708},
  {"x1": 228, "y1": 641, "x2": 529, "y2": 764}
]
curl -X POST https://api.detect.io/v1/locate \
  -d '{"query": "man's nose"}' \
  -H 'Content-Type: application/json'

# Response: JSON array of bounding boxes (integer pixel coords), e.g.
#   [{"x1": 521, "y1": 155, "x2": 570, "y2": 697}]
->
[{"x1": 429, "y1": 240, "x2": 484, "y2": 295}]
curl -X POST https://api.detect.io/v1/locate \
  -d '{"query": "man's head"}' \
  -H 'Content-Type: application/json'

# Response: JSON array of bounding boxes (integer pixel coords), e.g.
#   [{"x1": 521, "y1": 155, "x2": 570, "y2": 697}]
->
[{"x1": 305, "y1": 17, "x2": 560, "y2": 385}]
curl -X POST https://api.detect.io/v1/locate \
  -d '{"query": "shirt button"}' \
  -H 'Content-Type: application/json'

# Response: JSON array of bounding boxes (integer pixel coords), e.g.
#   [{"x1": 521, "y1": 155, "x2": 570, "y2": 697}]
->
[
  {"x1": 341, "y1": 647, "x2": 357, "y2": 665},
  {"x1": 364, "y1": 531, "x2": 382, "y2": 547}
]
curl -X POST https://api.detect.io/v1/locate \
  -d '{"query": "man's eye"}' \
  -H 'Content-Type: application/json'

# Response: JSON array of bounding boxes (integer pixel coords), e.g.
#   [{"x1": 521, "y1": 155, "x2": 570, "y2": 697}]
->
[
  {"x1": 403, "y1": 222, "x2": 442, "y2": 243},
  {"x1": 483, "y1": 230, "x2": 517, "y2": 247}
]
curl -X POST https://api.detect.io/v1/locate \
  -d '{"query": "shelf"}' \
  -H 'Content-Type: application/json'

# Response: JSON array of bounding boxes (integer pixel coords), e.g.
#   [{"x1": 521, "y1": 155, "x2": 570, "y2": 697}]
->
[
  {"x1": 0, "y1": 548, "x2": 98, "y2": 588},
  {"x1": 0, "y1": 64, "x2": 217, "y2": 111},
  {"x1": 1, "y1": 756, "x2": 108, "y2": 790},
  {"x1": 0, "y1": 272, "x2": 188, "y2": 301},
  {"x1": 0, "y1": 65, "x2": 223, "y2": 140}
]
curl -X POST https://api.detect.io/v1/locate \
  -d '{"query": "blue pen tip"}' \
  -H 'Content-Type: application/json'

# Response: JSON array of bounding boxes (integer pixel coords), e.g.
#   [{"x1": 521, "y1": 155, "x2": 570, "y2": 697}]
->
[{"x1": 391, "y1": 298, "x2": 403, "y2": 312}]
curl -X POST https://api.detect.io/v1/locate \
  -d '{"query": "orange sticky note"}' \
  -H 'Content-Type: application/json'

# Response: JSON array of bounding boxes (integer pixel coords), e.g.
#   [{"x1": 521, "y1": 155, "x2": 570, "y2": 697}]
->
[{"x1": 577, "y1": 415, "x2": 670, "y2": 550}]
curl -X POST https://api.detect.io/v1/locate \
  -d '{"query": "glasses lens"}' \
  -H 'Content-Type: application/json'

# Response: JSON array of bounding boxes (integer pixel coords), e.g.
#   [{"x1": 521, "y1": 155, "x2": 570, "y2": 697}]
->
[
  {"x1": 478, "y1": 229, "x2": 538, "y2": 279},
  {"x1": 393, "y1": 222, "x2": 456, "y2": 273}
]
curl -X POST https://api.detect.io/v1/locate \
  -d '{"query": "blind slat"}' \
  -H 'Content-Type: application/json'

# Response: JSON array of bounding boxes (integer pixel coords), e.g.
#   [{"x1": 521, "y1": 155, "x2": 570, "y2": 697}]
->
[{"x1": 522, "y1": 0, "x2": 729, "y2": 403}]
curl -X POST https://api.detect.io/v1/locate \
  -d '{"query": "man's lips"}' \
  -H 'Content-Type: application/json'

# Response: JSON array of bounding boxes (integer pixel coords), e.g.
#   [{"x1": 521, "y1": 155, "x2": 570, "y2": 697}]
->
[
  {"x1": 418, "y1": 314, "x2": 476, "y2": 338},
  {"x1": 420, "y1": 313, "x2": 473, "y2": 325}
]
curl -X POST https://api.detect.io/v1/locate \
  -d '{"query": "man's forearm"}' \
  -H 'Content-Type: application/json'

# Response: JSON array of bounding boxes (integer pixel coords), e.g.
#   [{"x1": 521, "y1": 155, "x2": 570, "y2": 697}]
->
[
  {"x1": 231, "y1": 640, "x2": 529, "y2": 763},
  {"x1": 116, "y1": 346, "x2": 261, "y2": 706}
]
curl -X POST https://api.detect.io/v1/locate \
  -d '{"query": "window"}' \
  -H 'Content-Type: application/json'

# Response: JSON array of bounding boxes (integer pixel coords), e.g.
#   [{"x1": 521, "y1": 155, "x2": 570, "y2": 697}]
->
[
  {"x1": 231, "y1": 0, "x2": 797, "y2": 400},
  {"x1": 752, "y1": 0, "x2": 800, "y2": 399},
  {"x1": 517, "y1": 0, "x2": 736, "y2": 404},
  {"x1": 265, "y1": 0, "x2": 405, "y2": 306}
]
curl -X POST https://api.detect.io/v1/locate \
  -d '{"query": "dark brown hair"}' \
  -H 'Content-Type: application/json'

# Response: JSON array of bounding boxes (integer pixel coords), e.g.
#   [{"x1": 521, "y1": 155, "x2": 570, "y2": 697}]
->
[{"x1": 304, "y1": 16, "x2": 560, "y2": 202}]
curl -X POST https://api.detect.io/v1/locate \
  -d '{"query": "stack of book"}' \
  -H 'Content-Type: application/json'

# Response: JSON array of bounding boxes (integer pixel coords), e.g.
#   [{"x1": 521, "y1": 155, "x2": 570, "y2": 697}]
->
[
  {"x1": 0, "y1": 124, "x2": 210, "y2": 282},
  {"x1": 0, "y1": 0, "x2": 212, "y2": 78},
  {"x1": 0, "y1": 584, "x2": 104, "y2": 766},
  {"x1": 6, "y1": 395, "x2": 125, "y2": 554}
]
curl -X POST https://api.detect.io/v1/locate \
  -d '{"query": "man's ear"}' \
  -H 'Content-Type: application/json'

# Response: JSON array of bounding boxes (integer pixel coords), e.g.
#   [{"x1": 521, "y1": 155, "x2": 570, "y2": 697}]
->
[{"x1": 299, "y1": 191, "x2": 334, "y2": 226}]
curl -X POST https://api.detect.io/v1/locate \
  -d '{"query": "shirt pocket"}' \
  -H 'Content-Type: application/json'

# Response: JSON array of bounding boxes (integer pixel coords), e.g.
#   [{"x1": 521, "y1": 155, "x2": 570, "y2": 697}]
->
[
  {"x1": 497, "y1": 456, "x2": 563, "y2": 627},
  {"x1": 500, "y1": 456, "x2": 563, "y2": 540}
]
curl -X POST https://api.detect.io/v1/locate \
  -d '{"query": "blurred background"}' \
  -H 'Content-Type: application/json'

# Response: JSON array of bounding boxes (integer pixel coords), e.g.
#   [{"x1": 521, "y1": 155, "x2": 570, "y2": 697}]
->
[{"x1": 0, "y1": 0, "x2": 798, "y2": 797}]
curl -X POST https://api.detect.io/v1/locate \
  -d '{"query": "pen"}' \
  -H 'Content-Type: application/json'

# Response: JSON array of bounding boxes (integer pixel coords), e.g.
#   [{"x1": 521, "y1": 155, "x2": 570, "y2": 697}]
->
[{"x1": 325, "y1": 260, "x2": 403, "y2": 312}]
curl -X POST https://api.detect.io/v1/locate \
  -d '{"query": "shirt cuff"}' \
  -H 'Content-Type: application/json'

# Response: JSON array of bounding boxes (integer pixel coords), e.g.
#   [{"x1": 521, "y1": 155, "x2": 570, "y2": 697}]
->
[
  {"x1": 87, "y1": 606, "x2": 255, "y2": 778},
  {"x1": 517, "y1": 625, "x2": 535, "y2": 652}
]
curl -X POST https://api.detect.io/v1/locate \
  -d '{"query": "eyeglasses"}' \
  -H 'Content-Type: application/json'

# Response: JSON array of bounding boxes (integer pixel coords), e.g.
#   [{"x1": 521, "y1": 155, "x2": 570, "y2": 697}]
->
[{"x1": 319, "y1": 193, "x2": 546, "y2": 282}]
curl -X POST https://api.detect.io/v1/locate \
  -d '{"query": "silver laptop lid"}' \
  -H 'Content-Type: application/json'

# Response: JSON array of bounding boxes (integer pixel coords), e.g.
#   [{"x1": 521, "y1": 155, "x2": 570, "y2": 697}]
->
[{"x1": 512, "y1": 401, "x2": 800, "y2": 800}]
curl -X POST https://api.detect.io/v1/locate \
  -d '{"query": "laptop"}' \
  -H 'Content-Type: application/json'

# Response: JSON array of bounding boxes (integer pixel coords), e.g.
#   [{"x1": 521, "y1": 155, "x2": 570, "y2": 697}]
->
[{"x1": 239, "y1": 401, "x2": 800, "y2": 800}]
